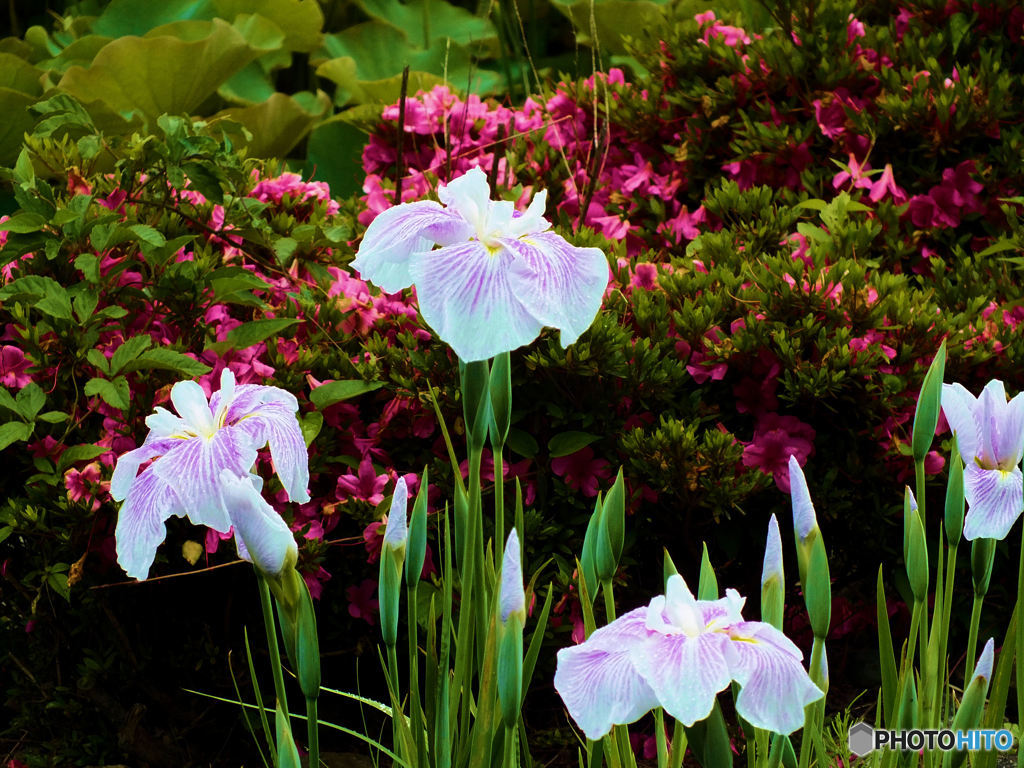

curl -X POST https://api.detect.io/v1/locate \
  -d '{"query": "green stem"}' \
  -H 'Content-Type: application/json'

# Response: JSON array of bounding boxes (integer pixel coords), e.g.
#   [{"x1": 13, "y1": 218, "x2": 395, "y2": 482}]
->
[
  {"x1": 667, "y1": 719, "x2": 687, "y2": 768},
  {"x1": 965, "y1": 594, "x2": 983, "y2": 687},
  {"x1": 798, "y1": 637, "x2": 825, "y2": 768},
  {"x1": 257, "y1": 575, "x2": 289, "y2": 714},
  {"x1": 306, "y1": 696, "x2": 319, "y2": 767},
  {"x1": 503, "y1": 722, "x2": 517, "y2": 768},
  {"x1": 388, "y1": 642, "x2": 401, "y2": 759},
  {"x1": 408, "y1": 583, "x2": 426, "y2": 767},
  {"x1": 655, "y1": 709, "x2": 668, "y2": 768},
  {"x1": 938, "y1": 541, "x2": 957, "y2": 724},
  {"x1": 1016, "y1": 523, "x2": 1024, "y2": 768},
  {"x1": 494, "y1": 442, "x2": 505, "y2": 561}
]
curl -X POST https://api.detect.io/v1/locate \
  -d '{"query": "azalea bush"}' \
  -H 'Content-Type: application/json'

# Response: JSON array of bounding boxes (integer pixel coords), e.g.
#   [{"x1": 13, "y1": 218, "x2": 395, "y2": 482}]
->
[{"x1": 3, "y1": 0, "x2": 1024, "y2": 763}]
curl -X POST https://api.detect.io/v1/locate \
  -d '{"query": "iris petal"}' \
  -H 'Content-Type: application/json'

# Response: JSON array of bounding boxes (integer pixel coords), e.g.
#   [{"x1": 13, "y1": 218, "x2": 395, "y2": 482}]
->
[
  {"x1": 220, "y1": 470, "x2": 297, "y2": 576},
  {"x1": 115, "y1": 468, "x2": 186, "y2": 580},
  {"x1": 230, "y1": 400, "x2": 310, "y2": 503},
  {"x1": 553, "y1": 607, "x2": 659, "y2": 740},
  {"x1": 110, "y1": 435, "x2": 181, "y2": 501},
  {"x1": 351, "y1": 201, "x2": 472, "y2": 293},
  {"x1": 170, "y1": 379, "x2": 215, "y2": 435},
  {"x1": 941, "y1": 384, "x2": 982, "y2": 464},
  {"x1": 409, "y1": 240, "x2": 544, "y2": 362},
  {"x1": 963, "y1": 463, "x2": 1023, "y2": 540},
  {"x1": 992, "y1": 389, "x2": 1024, "y2": 467},
  {"x1": 635, "y1": 631, "x2": 733, "y2": 726},
  {"x1": 436, "y1": 167, "x2": 491, "y2": 232},
  {"x1": 151, "y1": 429, "x2": 256, "y2": 533},
  {"x1": 502, "y1": 233, "x2": 609, "y2": 347},
  {"x1": 727, "y1": 622, "x2": 824, "y2": 734}
]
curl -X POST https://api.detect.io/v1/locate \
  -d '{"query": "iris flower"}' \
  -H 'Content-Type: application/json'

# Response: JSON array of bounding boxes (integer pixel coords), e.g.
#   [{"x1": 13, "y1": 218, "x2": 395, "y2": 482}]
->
[
  {"x1": 553, "y1": 574, "x2": 822, "y2": 739},
  {"x1": 350, "y1": 166, "x2": 609, "y2": 362},
  {"x1": 941, "y1": 380, "x2": 1024, "y2": 540},
  {"x1": 112, "y1": 369, "x2": 310, "y2": 579},
  {"x1": 219, "y1": 470, "x2": 298, "y2": 576}
]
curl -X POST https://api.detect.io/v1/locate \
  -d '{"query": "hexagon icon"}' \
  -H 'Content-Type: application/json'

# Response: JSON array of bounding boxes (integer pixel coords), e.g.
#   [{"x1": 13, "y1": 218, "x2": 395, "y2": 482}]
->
[{"x1": 848, "y1": 722, "x2": 875, "y2": 755}]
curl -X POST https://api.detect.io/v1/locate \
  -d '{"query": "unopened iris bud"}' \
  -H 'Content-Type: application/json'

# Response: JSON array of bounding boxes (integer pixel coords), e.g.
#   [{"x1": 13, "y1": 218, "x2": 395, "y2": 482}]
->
[
  {"x1": 497, "y1": 529, "x2": 525, "y2": 728},
  {"x1": 488, "y1": 351, "x2": 512, "y2": 447},
  {"x1": 904, "y1": 488, "x2": 928, "y2": 603},
  {"x1": 971, "y1": 538, "x2": 996, "y2": 598},
  {"x1": 405, "y1": 470, "x2": 428, "y2": 587},
  {"x1": 788, "y1": 455, "x2": 821, "y2": 587},
  {"x1": 944, "y1": 437, "x2": 964, "y2": 547},
  {"x1": 595, "y1": 468, "x2": 626, "y2": 583},
  {"x1": 761, "y1": 514, "x2": 785, "y2": 630},
  {"x1": 379, "y1": 477, "x2": 409, "y2": 647},
  {"x1": 579, "y1": 492, "x2": 603, "y2": 603},
  {"x1": 460, "y1": 359, "x2": 491, "y2": 451},
  {"x1": 950, "y1": 638, "x2": 994, "y2": 768},
  {"x1": 911, "y1": 340, "x2": 946, "y2": 463}
]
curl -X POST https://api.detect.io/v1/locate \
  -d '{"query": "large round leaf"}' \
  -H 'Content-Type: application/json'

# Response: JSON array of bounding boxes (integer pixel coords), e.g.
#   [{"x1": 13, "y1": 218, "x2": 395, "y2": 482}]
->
[
  {"x1": 214, "y1": 90, "x2": 330, "y2": 158},
  {"x1": 213, "y1": 0, "x2": 324, "y2": 52},
  {"x1": 0, "y1": 52, "x2": 44, "y2": 95},
  {"x1": 57, "y1": 19, "x2": 274, "y2": 123},
  {"x1": 0, "y1": 88, "x2": 37, "y2": 165},
  {"x1": 91, "y1": 0, "x2": 219, "y2": 37},
  {"x1": 356, "y1": 0, "x2": 497, "y2": 51}
]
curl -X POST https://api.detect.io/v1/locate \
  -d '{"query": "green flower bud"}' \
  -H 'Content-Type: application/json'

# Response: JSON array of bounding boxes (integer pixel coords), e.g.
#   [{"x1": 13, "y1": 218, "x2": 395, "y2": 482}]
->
[
  {"x1": 460, "y1": 359, "x2": 491, "y2": 451},
  {"x1": 911, "y1": 340, "x2": 946, "y2": 462},
  {"x1": 944, "y1": 437, "x2": 964, "y2": 548}
]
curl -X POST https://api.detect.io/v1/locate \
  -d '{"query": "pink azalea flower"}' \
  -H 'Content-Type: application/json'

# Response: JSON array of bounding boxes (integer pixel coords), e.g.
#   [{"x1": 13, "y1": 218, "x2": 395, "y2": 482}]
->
[
  {"x1": 551, "y1": 446, "x2": 612, "y2": 498},
  {"x1": 742, "y1": 414, "x2": 816, "y2": 492},
  {"x1": 65, "y1": 462, "x2": 105, "y2": 512},
  {"x1": 336, "y1": 456, "x2": 391, "y2": 505},
  {"x1": 0, "y1": 345, "x2": 32, "y2": 388},
  {"x1": 347, "y1": 578, "x2": 379, "y2": 625},
  {"x1": 304, "y1": 565, "x2": 332, "y2": 600}
]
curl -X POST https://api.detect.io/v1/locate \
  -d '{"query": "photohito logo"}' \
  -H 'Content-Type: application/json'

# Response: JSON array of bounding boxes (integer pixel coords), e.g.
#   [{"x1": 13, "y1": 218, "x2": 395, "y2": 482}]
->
[{"x1": 847, "y1": 722, "x2": 1015, "y2": 755}]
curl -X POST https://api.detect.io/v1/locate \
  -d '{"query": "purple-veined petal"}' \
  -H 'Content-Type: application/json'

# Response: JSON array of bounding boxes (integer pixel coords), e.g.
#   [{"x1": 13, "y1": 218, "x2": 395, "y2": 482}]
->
[
  {"x1": 408, "y1": 240, "x2": 544, "y2": 362},
  {"x1": 502, "y1": 233, "x2": 609, "y2": 347},
  {"x1": 554, "y1": 607, "x2": 659, "y2": 740},
  {"x1": 437, "y1": 167, "x2": 491, "y2": 234},
  {"x1": 220, "y1": 470, "x2": 297, "y2": 576},
  {"x1": 111, "y1": 434, "x2": 182, "y2": 501},
  {"x1": 634, "y1": 631, "x2": 733, "y2": 726},
  {"x1": 762, "y1": 514, "x2": 784, "y2": 588},
  {"x1": 976, "y1": 381, "x2": 1007, "y2": 468},
  {"x1": 990, "y1": 388, "x2": 1024, "y2": 468},
  {"x1": 971, "y1": 638, "x2": 995, "y2": 683},
  {"x1": 115, "y1": 467, "x2": 186, "y2": 580},
  {"x1": 170, "y1": 379, "x2": 215, "y2": 436},
  {"x1": 503, "y1": 190, "x2": 552, "y2": 239},
  {"x1": 351, "y1": 200, "x2": 472, "y2": 293},
  {"x1": 145, "y1": 406, "x2": 188, "y2": 437},
  {"x1": 726, "y1": 621, "x2": 824, "y2": 734},
  {"x1": 151, "y1": 429, "x2": 257, "y2": 533},
  {"x1": 788, "y1": 455, "x2": 817, "y2": 541},
  {"x1": 219, "y1": 382, "x2": 298, "y2": 425},
  {"x1": 941, "y1": 383, "x2": 982, "y2": 464},
  {"x1": 962, "y1": 463, "x2": 1024, "y2": 540},
  {"x1": 383, "y1": 476, "x2": 408, "y2": 548},
  {"x1": 500, "y1": 528, "x2": 525, "y2": 623},
  {"x1": 210, "y1": 368, "x2": 236, "y2": 427},
  {"x1": 652, "y1": 575, "x2": 702, "y2": 635},
  {"x1": 229, "y1": 394, "x2": 310, "y2": 504}
]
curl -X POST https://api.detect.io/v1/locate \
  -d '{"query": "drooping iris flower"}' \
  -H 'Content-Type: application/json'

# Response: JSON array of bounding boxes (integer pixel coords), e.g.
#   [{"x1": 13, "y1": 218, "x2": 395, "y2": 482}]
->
[
  {"x1": 941, "y1": 380, "x2": 1024, "y2": 540},
  {"x1": 219, "y1": 470, "x2": 298, "y2": 576},
  {"x1": 553, "y1": 574, "x2": 823, "y2": 739},
  {"x1": 112, "y1": 368, "x2": 310, "y2": 579},
  {"x1": 350, "y1": 166, "x2": 609, "y2": 362}
]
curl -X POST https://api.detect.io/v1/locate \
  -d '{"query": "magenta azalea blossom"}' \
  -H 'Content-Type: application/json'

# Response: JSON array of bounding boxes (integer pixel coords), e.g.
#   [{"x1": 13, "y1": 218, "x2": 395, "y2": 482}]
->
[
  {"x1": 350, "y1": 166, "x2": 609, "y2": 362},
  {"x1": 941, "y1": 380, "x2": 1024, "y2": 540},
  {"x1": 112, "y1": 368, "x2": 310, "y2": 580},
  {"x1": 553, "y1": 575, "x2": 823, "y2": 739}
]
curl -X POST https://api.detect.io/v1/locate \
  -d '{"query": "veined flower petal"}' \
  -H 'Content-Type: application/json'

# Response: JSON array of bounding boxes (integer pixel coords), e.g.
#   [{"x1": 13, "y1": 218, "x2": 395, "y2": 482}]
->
[
  {"x1": 409, "y1": 240, "x2": 544, "y2": 362},
  {"x1": 145, "y1": 406, "x2": 187, "y2": 437},
  {"x1": 992, "y1": 390, "x2": 1024, "y2": 468},
  {"x1": 788, "y1": 455, "x2": 817, "y2": 540},
  {"x1": 502, "y1": 233, "x2": 609, "y2": 347},
  {"x1": 115, "y1": 468, "x2": 186, "y2": 580},
  {"x1": 634, "y1": 631, "x2": 733, "y2": 726},
  {"x1": 963, "y1": 463, "x2": 1024, "y2": 540},
  {"x1": 170, "y1": 379, "x2": 215, "y2": 436},
  {"x1": 437, "y1": 167, "x2": 492, "y2": 234},
  {"x1": 553, "y1": 607, "x2": 659, "y2": 740},
  {"x1": 351, "y1": 200, "x2": 472, "y2": 293},
  {"x1": 110, "y1": 435, "x2": 182, "y2": 501},
  {"x1": 727, "y1": 622, "x2": 824, "y2": 734},
  {"x1": 941, "y1": 383, "x2": 982, "y2": 463},
  {"x1": 151, "y1": 428, "x2": 257, "y2": 533},
  {"x1": 383, "y1": 476, "x2": 408, "y2": 548},
  {"x1": 220, "y1": 470, "x2": 297, "y2": 576},
  {"x1": 762, "y1": 514, "x2": 784, "y2": 588},
  {"x1": 231, "y1": 401, "x2": 310, "y2": 503}
]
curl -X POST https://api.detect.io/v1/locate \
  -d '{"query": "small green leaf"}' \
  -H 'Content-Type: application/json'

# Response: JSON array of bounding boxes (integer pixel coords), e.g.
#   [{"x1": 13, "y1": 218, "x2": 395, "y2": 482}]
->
[
  {"x1": 309, "y1": 379, "x2": 384, "y2": 410},
  {"x1": 222, "y1": 318, "x2": 300, "y2": 350},
  {"x1": 126, "y1": 348, "x2": 211, "y2": 376},
  {"x1": 84, "y1": 376, "x2": 131, "y2": 410},
  {"x1": 57, "y1": 443, "x2": 108, "y2": 474},
  {"x1": 299, "y1": 411, "x2": 322, "y2": 448},
  {"x1": 86, "y1": 349, "x2": 111, "y2": 375},
  {"x1": 16, "y1": 382, "x2": 45, "y2": 419},
  {"x1": 548, "y1": 431, "x2": 600, "y2": 458},
  {"x1": 36, "y1": 411, "x2": 69, "y2": 423},
  {"x1": 110, "y1": 335, "x2": 154, "y2": 374},
  {"x1": 507, "y1": 427, "x2": 538, "y2": 458},
  {"x1": 0, "y1": 421, "x2": 31, "y2": 451},
  {"x1": 47, "y1": 571, "x2": 70, "y2": 601},
  {"x1": 129, "y1": 224, "x2": 166, "y2": 247},
  {"x1": 0, "y1": 212, "x2": 46, "y2": 233}
]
